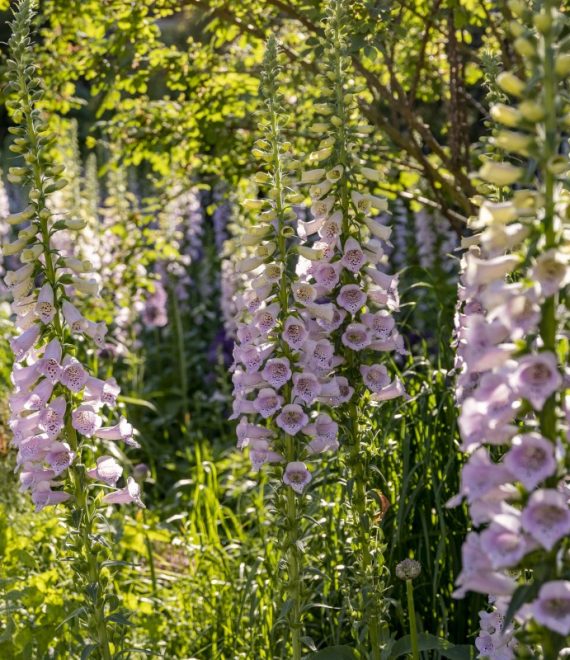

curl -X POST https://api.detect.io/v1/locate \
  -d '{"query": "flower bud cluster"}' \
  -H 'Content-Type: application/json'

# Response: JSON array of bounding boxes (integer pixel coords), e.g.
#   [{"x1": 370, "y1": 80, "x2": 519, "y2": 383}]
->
[
  {"x1": 3, "y1": 0, "x2": 142, "y2": 512},
  {"x1": 451, "y1": 2, "x2": 570, "y2": 649}
]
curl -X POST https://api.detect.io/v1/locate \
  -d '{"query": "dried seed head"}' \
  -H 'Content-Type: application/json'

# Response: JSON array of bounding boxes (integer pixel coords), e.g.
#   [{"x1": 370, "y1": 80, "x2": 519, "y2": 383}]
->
[{"x1": 395, "y1": 559, "x2": 422, "y2": 581}]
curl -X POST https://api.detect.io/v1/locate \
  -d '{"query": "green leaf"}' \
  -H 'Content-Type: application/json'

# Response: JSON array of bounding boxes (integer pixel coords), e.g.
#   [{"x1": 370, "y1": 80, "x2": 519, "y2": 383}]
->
[
  {"x1": 389, "y1": 633, "x2": 474, "y2": 659},
  {"x1": 81, "y1": 643, "x2": 99, "y2": 659},
  {"x1": 0, "y1": 620, "x2": 15, "y2": 643},
  {"x1": 118, "y1": 395, "x2": 158, "y2": 412},
  {"x1": 503, "y1": 582, "x2": 541, "y2": 630},
  {"x1": 308, "y1": 646, "x2": 358, "y2": 660}
]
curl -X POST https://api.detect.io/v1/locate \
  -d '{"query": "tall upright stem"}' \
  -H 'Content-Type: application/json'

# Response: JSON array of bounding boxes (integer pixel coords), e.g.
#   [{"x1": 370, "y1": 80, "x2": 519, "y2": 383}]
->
[
  {"x1": 10, "y1": 6, "x2": 114, "y2": 655},
  {"x1": 267, "y1": 48, "x2": 303, "y2": 660},
  {"x1": 331, "y1": 1, "x2": 382, "y2": 655},
  {"x1": 539, "y1": 0, "x2": 557, "y2": 444}
]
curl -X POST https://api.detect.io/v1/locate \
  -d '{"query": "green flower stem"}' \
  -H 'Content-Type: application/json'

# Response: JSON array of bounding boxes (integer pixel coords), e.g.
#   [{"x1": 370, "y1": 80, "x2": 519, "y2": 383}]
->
[
  {"x1": 285, "y1": 439, "x2": 302, "y2": 660},
  {"x1": 405, "y1": 579, "x2": 419, "y2": 660},
  {"x1": 538, "y1": 7, "x2": 563, "y2": 659},
  {"x1": 10, "y1": 5, "x2": 114, "y2": 655},
  {"x1": 538, "y1": 0, "x2": 557, "y2": 444},
  {"x1": 266, "y1": 38, "x2": 303, "y2": 659},
  {"x1": 67, "y1": 422, "x2": 112, "y2": 660},
  {"x1": 170, "y1": 287, "x2": 190, "y2": 430},
  {"x1": 347, "y1": 402, "x2": 382, "y2": 660},
  {"x1": 330, "y1": 2, "x2": 383, "y2": 655},
  {"x1": 142, "y1": 508, "x2": 158, "y2": 600}
]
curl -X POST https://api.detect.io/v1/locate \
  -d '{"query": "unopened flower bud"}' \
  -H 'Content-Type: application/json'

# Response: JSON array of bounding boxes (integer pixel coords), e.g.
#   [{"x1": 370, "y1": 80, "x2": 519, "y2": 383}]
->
[
  {"x1": 493, "y1": 130, "x2": 533, "y2": 155},
  {"x1": 309, "y1": 122, "x2": 330, "y2": 133},
  {"x1": 496, "y1": 71, "x2": 525, "y2": 97},
  {"x1": 507, "y1": 0, "x2": 526, "y2": 17},
  {"x1": 533, "y1": 12, "x2": 552, "y2": 33},
  {"x1": 7, "y1": 205, "x2": 35, "y2": 225},
  {"x1": 490, "y1": 104, "x2": 521, "y2": 128},
  {"x1": 21, "y1": 244, "x2": 43, "y2": 262},
  {"x1": 514, "y1": 37, "x2": 536, "y2": 59},
  {"x1": 555, "y1": 53, "x2": 570, "y2": 78},
  {"x1": 133, "y1": 463, "x2": 150, "y2": 482},
  {"x1": 310, "y1": 147, "x2": 333, "y2": 162},
  {"x1": 253, "y1": 172, "x2": 272, "y2": 185},
  {"x1": 301, "y1": 169, "x2": 325, "y2": 184},
  {"x1": 243, "y1": 199, "x2": 267, "y2": 210},
  {"x1": 478, "y1": 161, "x2": 523, "y2": 186},
  {"x1": 546, "y1": 155, "x2": 569, "y2": 175},
  {"x1": 519, "y1": 100, "x2": 545, "y2": 122},
  {"x1": 65, "y1": 218, "x2": 87, "y2": 230}
]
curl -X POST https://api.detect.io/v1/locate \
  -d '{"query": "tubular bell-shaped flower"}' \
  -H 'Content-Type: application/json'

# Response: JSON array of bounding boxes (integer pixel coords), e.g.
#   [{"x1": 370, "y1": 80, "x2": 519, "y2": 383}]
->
[
  {"x1": 451, "y1": 3, "x2": 570, "y2": 656},
  {"x1": 3, "y1": 1, "x2": 142, "y2": 654},
  {"x1": 229, "y1": 37, "x2": 336, "y2": 659}
]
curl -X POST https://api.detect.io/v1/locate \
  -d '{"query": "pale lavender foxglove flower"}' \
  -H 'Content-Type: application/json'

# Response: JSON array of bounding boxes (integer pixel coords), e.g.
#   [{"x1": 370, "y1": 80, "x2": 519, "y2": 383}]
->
[
  {"x1": 453, "y1": 532, "x2": 517, "y2": 599},
  {"x1": 45, "y1": 441, "x2": 76, "y2": 476},
  {"x1": 249, "y1": 439, "x2": 283, "y2": 471},
  {"x1": 261, "y1": 358, "x2": 292, "y2": 390},
  {"x1": 141, "y1": 280, "x2": 168, "y2": 328},
  {"x1": 283, "y1": 461, "x2": 312, "y2": 494},
  {"x1": 60, "y1": 356, "x2": 89, "y2": 393},
  {"x1": 276, "y1": 404, "x2": 309, "y2": 435},
  {"x1": 72, "y1": 405, "x2": 103, "y2": 437},
  {"x1": 337, "y1": 284, "x2": 367, "y2": 315},
  {"x1": 253, "y1": 388, "x2": 284, "y2": 418},
  {"x1": 479, "y1": 513, "x2": 533, "y2": 569},
  {"x1": 503, "y1": 433, "x2": 557, "y2": 491},
  {"x1": 282, "y1": 317, "x2": 308, "y2": 349},
  {"x1": 35, "y1": 283, "x2": 56, "y2": 324},
  {"x1": 341, "y1": 323, "x2": 371, "y2": 351},
  {"x1": 95, "y1": 417, "x2": 139, "y2": 447},
  {"x1": 31, "y1": 481, "x2": 71, "y2": 512},
  {"x1": 10, "y1": 324, "x2": 40, "y2": 362},
  {"x1": 102, "y1": 476, "x2": 144, "y2": 507},
  {"x1": 530, "y1": 581, "x2": 570, "y2": 636},
  {"x1": 36, "y1": 338, "x2": 63, "y2": 384},
  {"x1": 38, "y1": 396, "x2": 66, "y2": 440},
  {"x1": 359, "y1": 364, "x2": 390, "y2": 393},
  {"x1": 510, "y1": 352, "x2": 562, "y2": 410},
  {"x1": 521, "y1": 489, "x2": 570, "y2": 550},
  {"x1": 87, "y1": 456, "x2": 123, "y2": 486},
  {"x1": 530, "y1": 249, "x2": 569, "y2": 299}
]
